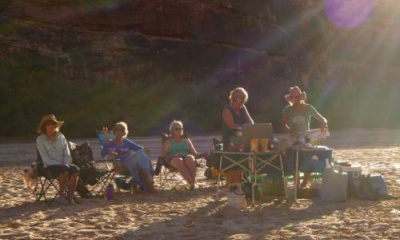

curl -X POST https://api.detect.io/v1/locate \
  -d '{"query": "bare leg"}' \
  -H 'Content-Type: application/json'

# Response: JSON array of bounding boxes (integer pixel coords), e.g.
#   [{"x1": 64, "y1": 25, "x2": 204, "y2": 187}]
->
[
  {"x1": 138, "y1": 167, "x2": 156, "y2": 193},
  {"x1": 58, "y1": 171, "x2": 69, "y2": 204},
  {"x1": 58, "y1": 171, "x2": 68, "y2": 198},
  {"x1": 170, "y1": 158, "x2": 194, "y2": 185},
  {"x1": 300, "y1": 172, "x2": 310, "y2": 188},
  {"x1": 226, "y1": 170, "x2": 242, "y2": 187},
  {"x1": 184, "y1": 155, "x2": 197, "y2": 188},
  {"x1": 68, "y1": 173, "x2": 79, "y2": 202}
]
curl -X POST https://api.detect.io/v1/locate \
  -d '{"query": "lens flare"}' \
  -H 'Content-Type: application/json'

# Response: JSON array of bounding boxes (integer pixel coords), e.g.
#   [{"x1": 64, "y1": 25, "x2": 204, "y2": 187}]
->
[{"x1": 326, "y1": 0, "x2": 372, "y2": 28}]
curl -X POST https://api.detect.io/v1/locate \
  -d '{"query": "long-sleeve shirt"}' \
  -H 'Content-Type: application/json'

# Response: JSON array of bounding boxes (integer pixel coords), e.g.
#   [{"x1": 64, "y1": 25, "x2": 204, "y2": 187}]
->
[
  {"x1": 101, "y1": 138, "x2": 143, "y2": 162},
  {"x1": 36, "y1": 132, "x2": 72, "y2": 167}
]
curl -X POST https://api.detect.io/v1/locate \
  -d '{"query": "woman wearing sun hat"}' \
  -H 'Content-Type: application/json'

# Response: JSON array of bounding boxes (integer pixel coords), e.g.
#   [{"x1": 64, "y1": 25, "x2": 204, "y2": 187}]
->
[
  {"x1": 282, "y1": 86, "x2": 328, "y2": 138},
  {"x1": 282, "y1": 86, "x2": 328, "y2": 188},
  {"x1": 36, "y1": 114, "x2": 80, "y2": 204}
]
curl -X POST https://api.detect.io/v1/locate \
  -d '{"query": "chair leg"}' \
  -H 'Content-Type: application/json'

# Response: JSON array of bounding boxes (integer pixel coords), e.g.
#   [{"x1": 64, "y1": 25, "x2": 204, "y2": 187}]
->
[
  {"x1": 35, "y1": 177, "x2": 60, "y2": 204},
  {"x1": 91, "y1": 171, "x2": 115, "y2": 197}
]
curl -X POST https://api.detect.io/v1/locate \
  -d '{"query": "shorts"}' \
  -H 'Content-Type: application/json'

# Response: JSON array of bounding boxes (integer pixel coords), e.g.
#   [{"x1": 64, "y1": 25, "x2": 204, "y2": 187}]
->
[{"x1": 46, "y1": 164, "x2": 80, "y2": 176}]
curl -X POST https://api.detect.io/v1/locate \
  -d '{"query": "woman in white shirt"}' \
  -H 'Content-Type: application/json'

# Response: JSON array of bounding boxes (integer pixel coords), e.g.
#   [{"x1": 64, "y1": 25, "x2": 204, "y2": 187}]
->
[{"x1": 36, "y1": 114, "x2": 80, "y2": 204}]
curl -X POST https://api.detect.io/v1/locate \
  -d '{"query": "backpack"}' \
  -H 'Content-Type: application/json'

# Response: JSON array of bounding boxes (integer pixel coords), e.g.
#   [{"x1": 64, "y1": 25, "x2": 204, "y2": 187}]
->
[
  {"x1": 70, "y1": 142, "x2": 107, "y2": 198},
  {"x1": 350, "y1": 174, "x2": 386, "y2": 201},
  {"x1": 71, "y1": 142, "x2": 99, "y2": 185}
]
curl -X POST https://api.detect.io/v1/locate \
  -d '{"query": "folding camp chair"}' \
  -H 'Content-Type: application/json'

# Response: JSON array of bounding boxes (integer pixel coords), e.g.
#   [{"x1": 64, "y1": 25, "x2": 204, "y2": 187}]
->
[
  {"x1": 69, "y1": 141, "x2": 115, "y2": 197},
  {"x1": 154, "y1": 133, "x2": 185, "y2": 190},
  {"x1": 35, "y1": 151, "x2": 61, "y2": 203},
  {"x1": 95, "y1": 130, "x2": 134, "y2": 193},
  {"x1": 154, "y1": 133, "x2": 204, "y2": 190},
  {"x1": 35, "y1": 142, "x2": 79, "y2": 203}
]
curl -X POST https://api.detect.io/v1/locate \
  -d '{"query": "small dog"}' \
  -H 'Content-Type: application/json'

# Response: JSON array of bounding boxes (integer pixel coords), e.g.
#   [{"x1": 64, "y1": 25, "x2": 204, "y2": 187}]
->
[{"x1": 21, "y1": 163, "x2": 37, "y2": 195}]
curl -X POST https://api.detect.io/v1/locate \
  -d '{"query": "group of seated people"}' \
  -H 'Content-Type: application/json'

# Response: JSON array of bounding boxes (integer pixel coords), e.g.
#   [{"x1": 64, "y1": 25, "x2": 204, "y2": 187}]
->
[
  {"x1": 36, "y1": 85, "x2": 328, "y2": 204},
  {"x1": 36, "y1": 115, "x2": 201, "y2": 204}
]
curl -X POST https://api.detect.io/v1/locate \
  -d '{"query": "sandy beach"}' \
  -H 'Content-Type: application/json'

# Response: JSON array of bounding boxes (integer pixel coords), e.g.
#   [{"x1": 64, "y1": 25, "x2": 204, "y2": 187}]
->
[{"x1": 1, "y1": 129, "x2": 399, "y2": 239}]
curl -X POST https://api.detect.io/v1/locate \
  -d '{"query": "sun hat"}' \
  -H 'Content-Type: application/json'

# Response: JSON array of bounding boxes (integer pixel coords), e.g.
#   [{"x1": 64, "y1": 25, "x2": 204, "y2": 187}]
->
[
  {"x1": 285, "y1": 86, "x2": 307, "y2": 103},
  {"x1": 37, "y1": 114, "x2": 64, "y2": 134}
]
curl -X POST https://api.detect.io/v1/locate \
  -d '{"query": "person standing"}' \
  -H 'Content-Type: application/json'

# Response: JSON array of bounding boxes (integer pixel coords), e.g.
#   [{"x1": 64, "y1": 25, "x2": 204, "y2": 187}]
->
[
  {"x1": 282, "y1": 86, "x2": 329, "y2": 188},
  {"x1": 221, "y1": 87, "x2": 254, "y2": 187}
]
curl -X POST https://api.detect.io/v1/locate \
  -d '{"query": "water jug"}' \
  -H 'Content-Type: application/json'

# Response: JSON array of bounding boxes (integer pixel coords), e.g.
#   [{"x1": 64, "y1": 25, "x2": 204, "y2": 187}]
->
[
  {"x1": 321, "y1": 159, "x2": 348, "y2": 202},
  {"x1": 106, "y1": 184, "x2": 114, "y2": 200}
]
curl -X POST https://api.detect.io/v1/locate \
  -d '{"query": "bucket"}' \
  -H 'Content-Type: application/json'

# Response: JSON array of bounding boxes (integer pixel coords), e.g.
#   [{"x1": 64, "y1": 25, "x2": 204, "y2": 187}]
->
[
  {"x1": 227, "y1": 184, "x2": 246, "y2": 209},
  {"x1": 227, "y1": 191, "x2": 246, "y2": 209}
]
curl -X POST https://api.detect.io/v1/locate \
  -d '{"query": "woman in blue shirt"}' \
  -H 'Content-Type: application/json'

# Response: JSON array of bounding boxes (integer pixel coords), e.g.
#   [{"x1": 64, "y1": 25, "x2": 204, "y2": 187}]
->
[
  {"x1": 101, "y1": 122, "x2": 155, "y2": 193},
  {"x1": 36, "y1": 114, "x2": 80, "y2": 204}
]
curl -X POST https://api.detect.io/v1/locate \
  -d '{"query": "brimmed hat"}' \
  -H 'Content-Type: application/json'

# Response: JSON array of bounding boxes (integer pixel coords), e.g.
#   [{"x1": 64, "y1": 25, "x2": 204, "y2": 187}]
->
[
  {"x1": 37, "y1": 114, "x2": 64, "y2": 134},
  {"x1": 285, "y1": 86, "x2": 307, "y2": 103}
]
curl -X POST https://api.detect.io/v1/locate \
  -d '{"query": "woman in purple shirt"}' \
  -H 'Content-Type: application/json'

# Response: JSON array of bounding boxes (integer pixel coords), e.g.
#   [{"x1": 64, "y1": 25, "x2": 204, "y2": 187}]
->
[{"x1": 101, "y1": 122, "x2": 155, "y2": 193}]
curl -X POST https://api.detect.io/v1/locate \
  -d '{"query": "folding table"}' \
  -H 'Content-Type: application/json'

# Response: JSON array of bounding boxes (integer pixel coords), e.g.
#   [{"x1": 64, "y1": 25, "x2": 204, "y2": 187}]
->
[
  {"x1": 213, "y1": 151, "x2": 254, "y2": 203},
  {"x1": 254, "y1": 150, "x2": 288, "y2": 199},
  {"x1": 213, "y1": 150, "x2": 288, "y2": 205},
  {"x1": 286, "y1": 147, "x2": 333, "y2": 200}
]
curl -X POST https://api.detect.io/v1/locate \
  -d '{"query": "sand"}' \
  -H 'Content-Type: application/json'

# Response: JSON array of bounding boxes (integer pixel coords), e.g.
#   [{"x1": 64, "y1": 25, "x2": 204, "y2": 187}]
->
[{"x1": 0, "y1": 129, "x2": 399, "y2": 239}]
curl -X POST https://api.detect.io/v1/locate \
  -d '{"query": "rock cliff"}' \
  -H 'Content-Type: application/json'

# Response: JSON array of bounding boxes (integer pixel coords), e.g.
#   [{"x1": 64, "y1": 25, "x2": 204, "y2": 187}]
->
[
  {"x1": 1, "y1": 0, "x2": 399, "y2": 136},
  {"x1": 0, "y1": 0, "x2": 325, "y2": 85}
]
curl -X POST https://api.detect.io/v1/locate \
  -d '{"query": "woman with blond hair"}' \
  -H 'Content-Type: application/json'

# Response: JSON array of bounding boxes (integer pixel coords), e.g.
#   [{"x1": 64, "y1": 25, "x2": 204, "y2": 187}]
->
[
  {"x1": 282, "y1": 85, "x2": 329, "y2": 188},
  {"x1": 101, "y1": 122, "x2": 155, "y2": 193},
  {"x1": 221, "y1": 87, "x2": 254, "y2": 187},
  {"x1": 162, "y1": 120, "x2": 200, "y2": 189},
  {"x1": 36, "y1": 114, "x2": 80, "y2": 204}
]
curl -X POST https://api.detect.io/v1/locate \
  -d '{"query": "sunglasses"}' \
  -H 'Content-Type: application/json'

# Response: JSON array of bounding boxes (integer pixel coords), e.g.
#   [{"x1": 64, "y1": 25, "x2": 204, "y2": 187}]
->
[
  {"x1": 235, "y1": 98, "x2": 247, "y2": 103},
  {"x1": 45, "y1": 121, "x2": 57, "y2": 126}
]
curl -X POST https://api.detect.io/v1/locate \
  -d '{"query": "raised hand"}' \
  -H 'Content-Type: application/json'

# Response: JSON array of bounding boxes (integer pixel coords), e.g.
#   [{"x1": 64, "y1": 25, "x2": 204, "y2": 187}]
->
[{"x1": 102, "y1": 127, "x2": 110, "y2": 144}]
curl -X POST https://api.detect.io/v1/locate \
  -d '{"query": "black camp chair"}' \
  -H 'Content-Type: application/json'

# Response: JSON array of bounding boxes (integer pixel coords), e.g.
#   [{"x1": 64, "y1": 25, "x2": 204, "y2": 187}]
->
[
  {"x1": 154, "y1": 133, "x2": 204, "y2": 190},
  {"x1": 35, "y1": 151, "x2": 62, "y2": 203},
  {"x1": 70, "y1": 142, "x2": 114, "y2": 198}
]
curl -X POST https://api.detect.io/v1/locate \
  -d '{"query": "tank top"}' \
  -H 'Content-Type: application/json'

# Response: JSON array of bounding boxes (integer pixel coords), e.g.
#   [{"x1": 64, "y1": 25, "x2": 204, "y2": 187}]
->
[
  {"x1": 168, "y1": 138, "x2": 190, "y2": 156},
  {"x1": 222, "y1": 104, "x2": 248, "y2": 150}
]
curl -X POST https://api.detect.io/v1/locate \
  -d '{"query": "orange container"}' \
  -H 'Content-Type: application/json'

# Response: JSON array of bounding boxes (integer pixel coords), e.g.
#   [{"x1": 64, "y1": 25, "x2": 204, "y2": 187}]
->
[
  {"x1": 260, "y1": 138, "x2": 269, "y2": 152},
  {"x1": 250, "y1": 138, "x2": 259, "y2": 151}
]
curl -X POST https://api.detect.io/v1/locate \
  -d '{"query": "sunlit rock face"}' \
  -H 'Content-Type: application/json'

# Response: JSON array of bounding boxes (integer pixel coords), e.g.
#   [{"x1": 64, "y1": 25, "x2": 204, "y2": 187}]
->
[
  {"x1": 0, "y1": 0, "x2": 328, "y2": 86},
  {"x1": 1, "y1": 0, "x2": 399, "y2": 87}
]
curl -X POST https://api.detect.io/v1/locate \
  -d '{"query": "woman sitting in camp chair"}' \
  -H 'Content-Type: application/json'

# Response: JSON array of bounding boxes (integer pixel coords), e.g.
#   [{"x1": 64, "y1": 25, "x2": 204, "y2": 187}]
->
[
  {"x1": 101, "y1": 122, "x2": 155, "y2": 193},
  {"x1": 162, "y1": 120, "x2": 200, "y2": 189},
  {"x1": 36, "y1": 114, "x2": 80, "y2": 205}
]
